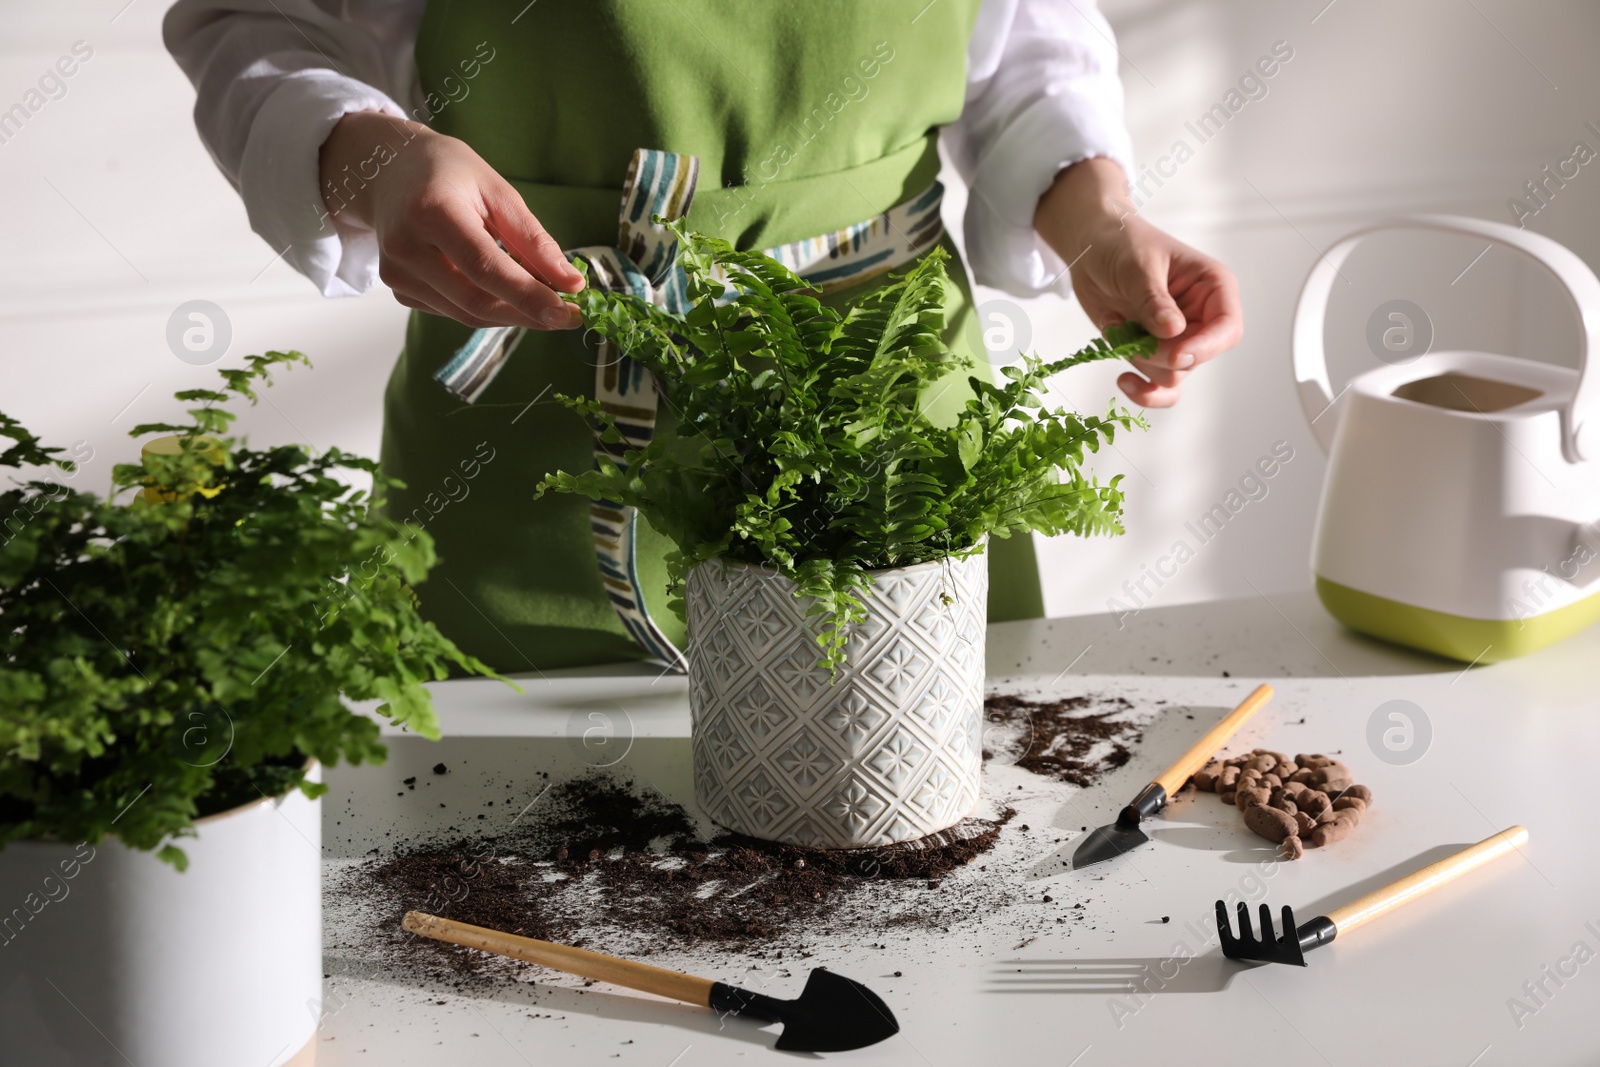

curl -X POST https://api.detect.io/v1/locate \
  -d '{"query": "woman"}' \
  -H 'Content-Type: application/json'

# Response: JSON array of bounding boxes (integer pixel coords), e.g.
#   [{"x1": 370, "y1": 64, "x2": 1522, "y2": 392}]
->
[{"x1": 165, "y1": 0, "x2": 1241, "y2": 674}]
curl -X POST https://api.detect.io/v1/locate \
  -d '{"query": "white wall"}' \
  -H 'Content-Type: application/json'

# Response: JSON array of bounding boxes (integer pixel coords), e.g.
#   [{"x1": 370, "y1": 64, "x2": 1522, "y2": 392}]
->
[
  {"x1": 5, "y1": 1, "x2": 1599, "y2": 624},
  {"x1": 984, "y1": 0, "x2": 1600, "y2": 619},
  {"x1": 0, "y1": 3, "x2": 408, "y2": 494}
]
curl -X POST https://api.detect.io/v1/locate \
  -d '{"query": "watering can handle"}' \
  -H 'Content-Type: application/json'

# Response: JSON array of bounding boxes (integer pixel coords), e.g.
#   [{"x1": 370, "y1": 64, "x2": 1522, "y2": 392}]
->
[{"x1": 1291, "y1": 214, "x2": 1600, "y2": 462}]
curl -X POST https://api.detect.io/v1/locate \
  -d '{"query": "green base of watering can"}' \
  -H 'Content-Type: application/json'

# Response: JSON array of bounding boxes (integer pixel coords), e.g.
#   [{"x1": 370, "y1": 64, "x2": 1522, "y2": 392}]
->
[{"x1": 1316, "y1": 576, "x2": 1600, "y2": 664}]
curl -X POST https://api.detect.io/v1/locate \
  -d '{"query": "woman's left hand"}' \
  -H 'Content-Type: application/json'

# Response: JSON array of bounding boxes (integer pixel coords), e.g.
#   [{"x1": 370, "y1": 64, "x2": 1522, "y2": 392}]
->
[{"x1": 1035, "y1": 158, "x2": 1243, "y2": 408}]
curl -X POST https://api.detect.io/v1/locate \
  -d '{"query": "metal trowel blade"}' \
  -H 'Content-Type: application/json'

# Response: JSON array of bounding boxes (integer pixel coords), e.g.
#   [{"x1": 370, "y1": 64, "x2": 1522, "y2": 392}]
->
[{"x1": 1070, "y1": 821, "x2": 1150, "y2": 870}]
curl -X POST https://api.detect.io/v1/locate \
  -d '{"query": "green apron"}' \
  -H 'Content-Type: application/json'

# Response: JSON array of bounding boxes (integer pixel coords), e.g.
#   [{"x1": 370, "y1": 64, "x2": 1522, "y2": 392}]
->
[{"x1": 381, "y1": 0, "x2": 1044, "y2": 673}]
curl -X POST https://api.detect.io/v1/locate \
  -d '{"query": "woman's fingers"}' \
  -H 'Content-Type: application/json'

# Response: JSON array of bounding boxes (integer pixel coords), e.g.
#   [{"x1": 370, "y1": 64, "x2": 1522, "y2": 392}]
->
[
  {"x1": 382, "y1": 253, "x2": 516, "y2": 329},
  {"x1": 1166, "y1": 261, "x2": 1244, "y2": 368},
  {"x1": 1125, "y1": 356, "x2": 1186, "y2": 389},
  {"x1": 421, "y1": 198, "x2": 581, "y2": 329},
  {"x1": 1133, "y1": 258, "x2": 1187, "y2": 343},
  {"x1": 1118, "y1": 370, "x2": 1183, "y2": 408},
  {"x1": 416, "y1": 247, "x2": 562, "y2": 329},
  {"x1": 483, "y1": 183, "x2": 585, "y2": 295},
  {"x1": 1118, "y1": 354, "x2": 1188, "y2": 409}
]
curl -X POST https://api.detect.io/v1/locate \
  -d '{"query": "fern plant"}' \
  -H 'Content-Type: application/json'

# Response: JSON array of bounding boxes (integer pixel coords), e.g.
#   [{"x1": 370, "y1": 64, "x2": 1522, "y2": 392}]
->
[{"x1": 539, "y1": 223, "x2": 1156, "y2": 670}]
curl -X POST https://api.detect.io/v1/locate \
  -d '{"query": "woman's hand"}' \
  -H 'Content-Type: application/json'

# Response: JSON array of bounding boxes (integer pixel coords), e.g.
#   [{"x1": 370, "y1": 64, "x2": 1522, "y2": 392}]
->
[
  {"x1": 1035, "y1": 158, "x2": 1242, "y2": 408},
  {"x1": 319, "y1": 111, "x2": 583, "y2": 329}
]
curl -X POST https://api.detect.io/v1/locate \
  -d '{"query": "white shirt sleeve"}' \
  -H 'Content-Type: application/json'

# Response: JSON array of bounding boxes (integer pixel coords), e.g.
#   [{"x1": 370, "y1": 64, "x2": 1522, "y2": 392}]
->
[
  {"x1": 952, "y1": 0, "x2": 1135, "y2": 298},
  {"x1": 163, "y1": 0, "x2": 427, "y2": 297},
  {"x1": 166, "y1": 0, "x2": 1130, "y2": 302}
]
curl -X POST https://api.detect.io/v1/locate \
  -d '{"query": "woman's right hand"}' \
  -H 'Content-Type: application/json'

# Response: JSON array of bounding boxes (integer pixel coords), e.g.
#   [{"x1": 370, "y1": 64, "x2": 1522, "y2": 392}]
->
[{"x1": 318, "y1": 111, "x2": 584, "y2": 330}]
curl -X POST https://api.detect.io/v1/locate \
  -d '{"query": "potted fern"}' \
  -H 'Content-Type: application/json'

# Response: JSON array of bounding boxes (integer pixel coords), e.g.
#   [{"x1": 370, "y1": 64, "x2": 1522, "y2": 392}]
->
[
  {"x1": 0, "y1": 353, "x2": 494, "y2": 1067},
  {"x1": 541, "y1": 226, "x2": 1154, "y2": 847}
]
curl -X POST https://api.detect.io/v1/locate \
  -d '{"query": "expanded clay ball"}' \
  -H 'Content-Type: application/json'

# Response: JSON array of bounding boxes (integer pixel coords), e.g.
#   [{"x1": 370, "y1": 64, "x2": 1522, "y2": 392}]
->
[
  {"x1": 1245, "y1": 803, "x2": 1297, "y2": 843},
  {"x1": 1194, "y1": 760, "x2": 1223, "y2": 792},
  {"x1": 1311, "y1": 815, "x2": 1358, "y2": 847},
  {"x1": 1312, "y1": 767, "x2": 1354, "y2": 792},
  {"x1": 1281, "y1": 835, "x2": 1304, "y2": 860},
  {"x1": 1235, "y1": 786, "x2": 1271, "y2": 811},
  {"x1": 1300, "y1": 791, "x2": 1333, "y2": 821}
]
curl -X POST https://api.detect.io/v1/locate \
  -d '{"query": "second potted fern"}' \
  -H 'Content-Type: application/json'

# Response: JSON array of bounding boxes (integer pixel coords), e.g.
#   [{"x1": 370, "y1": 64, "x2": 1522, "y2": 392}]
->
[{"x1": 542, "y1": 227, "x2": 1154, "y2": 847}]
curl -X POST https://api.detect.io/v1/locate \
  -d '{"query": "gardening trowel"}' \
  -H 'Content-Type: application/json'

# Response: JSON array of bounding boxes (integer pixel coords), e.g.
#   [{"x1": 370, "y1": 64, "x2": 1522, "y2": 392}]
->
[
  {"x1": 402, "y1": 911, "x2": 899, "y2": 1052},
  {"x1": 1072, "y1": 684, "x2": 1274, "y2": 871}
]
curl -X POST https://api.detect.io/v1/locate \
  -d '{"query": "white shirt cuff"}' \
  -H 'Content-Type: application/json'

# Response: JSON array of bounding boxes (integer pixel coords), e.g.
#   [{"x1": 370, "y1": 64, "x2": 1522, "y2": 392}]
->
[
  {"x1": 238, "y1": 70, "x2": 407, "y2": 298},
  {"x1": 963, "y1": 95, "x2": 1134, "y2": 299}
]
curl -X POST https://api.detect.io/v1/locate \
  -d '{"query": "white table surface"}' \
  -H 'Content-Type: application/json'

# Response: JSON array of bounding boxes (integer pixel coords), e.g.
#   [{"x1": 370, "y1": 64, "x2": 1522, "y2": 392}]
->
[{"x1": 316, "y1": 591, "x2": 1600, "y2": 1066}]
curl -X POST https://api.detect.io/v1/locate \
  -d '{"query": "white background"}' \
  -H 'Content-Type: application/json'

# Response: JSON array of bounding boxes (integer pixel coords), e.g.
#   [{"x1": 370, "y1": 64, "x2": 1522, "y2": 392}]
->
[{"x1": 4, "y1": 0, "x2": 1600, "y2": 623}]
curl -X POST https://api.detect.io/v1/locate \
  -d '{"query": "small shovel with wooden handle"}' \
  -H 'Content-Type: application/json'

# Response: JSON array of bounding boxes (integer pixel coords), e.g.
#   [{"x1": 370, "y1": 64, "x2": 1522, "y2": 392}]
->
[
  {"x1": 1072, "y1": 683, "x2": 1275, "y2": 871},
  {"x1": 402, "y1": 912, "x2": 899, "y2": 1052},
  {"x1": 1217, "y1": 825, "x2": 1529, "y2": 965}
]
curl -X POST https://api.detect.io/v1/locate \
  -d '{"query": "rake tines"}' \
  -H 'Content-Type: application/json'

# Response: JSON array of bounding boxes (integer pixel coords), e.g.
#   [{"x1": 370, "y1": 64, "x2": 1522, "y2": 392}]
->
[
  {"x1": 1210, "y1": 828, "x2": 1527, "y2": 969},
  {"x1": 1215, "y1": 901, "x2": 1309, "y2": 966}
]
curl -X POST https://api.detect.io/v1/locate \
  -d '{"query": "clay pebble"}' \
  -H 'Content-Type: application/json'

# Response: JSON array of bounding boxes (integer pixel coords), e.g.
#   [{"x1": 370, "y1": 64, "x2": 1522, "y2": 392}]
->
[
  {"x1": 1311, "y1": 815, "x2": 1358, "y2": 847},
  {"x1": 1235, "y1": 786, "x2": 1271, "y2": 811},
  {"x1": 1245, "y1": 803, "x2": 1297, "y2": 843},
  {"x1": 1300, "y1": 791, "x2": 1333, "y2": 820}
]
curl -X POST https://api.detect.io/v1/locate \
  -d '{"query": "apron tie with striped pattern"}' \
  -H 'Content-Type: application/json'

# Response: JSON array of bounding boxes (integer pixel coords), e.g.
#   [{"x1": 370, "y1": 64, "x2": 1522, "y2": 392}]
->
[{"x1": 435, "y1": 147, "x2": 946, "y2": 671}]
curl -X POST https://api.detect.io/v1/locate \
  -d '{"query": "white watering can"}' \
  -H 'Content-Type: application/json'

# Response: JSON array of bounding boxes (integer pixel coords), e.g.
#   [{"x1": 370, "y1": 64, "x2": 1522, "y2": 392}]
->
[{"x1": 1293, "y1": 214, "x2": 1600, "y2": 663}]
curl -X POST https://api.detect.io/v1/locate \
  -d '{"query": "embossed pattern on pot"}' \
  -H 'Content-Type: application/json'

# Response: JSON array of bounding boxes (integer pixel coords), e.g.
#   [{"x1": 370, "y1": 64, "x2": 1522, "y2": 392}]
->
[{"x1": 688, "y1": 552, "x2": 987, "y2": 848}]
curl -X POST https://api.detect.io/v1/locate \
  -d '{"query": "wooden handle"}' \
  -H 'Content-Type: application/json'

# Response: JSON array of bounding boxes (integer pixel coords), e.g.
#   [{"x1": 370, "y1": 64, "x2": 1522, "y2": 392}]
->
[
  {"x1": 402, "y1": 911, "x2": 716, "y2": 1006},
  {"x1": 1152, "y1": 684, "x2": 1274, "y2": 796},
  {"x1": 1325, "y1": 826, "x2": 1530, "y2": 935}
]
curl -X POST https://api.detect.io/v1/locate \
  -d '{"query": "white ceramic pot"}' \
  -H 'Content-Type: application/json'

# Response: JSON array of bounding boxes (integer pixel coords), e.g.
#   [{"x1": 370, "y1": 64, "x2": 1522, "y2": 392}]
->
[
  {"x1": 0, "y1": 764, "x2": 324, "y2": 1067},
  {"x1": 688, "y1": 550, "x2": 987, "y2": 848}
]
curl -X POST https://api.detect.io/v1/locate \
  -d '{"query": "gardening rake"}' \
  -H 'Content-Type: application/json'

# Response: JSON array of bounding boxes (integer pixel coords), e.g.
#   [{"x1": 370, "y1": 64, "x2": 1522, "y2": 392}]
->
[{"x1": 1216, "y1": 825, "x2": 1528, "y2": 966}]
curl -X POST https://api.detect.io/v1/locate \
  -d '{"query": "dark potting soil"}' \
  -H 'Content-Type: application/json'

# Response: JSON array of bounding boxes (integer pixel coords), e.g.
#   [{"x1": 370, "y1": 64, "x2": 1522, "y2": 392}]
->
[
  {"x1": 333, "y1": 691, "x2": 1144, "y2": 985},
  {"x1": 981, "y1": 692, "x2": 1143, "y2": 787},
  {"x1": 348, "y1": 776, "x2": 1015, "y2": 982}
]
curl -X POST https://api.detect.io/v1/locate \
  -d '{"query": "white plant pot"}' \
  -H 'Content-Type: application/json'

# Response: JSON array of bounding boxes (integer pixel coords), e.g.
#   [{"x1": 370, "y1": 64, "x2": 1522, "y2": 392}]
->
[
  {"x1": 688, "y1": 550, "x2": 987, "y2": 848},
  {"x1": 0, "y1": 764, "x2": 324, "y2": 1067}
]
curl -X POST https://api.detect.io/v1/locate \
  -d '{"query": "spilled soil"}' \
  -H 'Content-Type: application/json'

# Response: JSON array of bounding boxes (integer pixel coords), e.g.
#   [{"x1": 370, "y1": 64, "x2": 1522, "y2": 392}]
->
[
  {"x1": 981, "y1": 692, "x2": 1143, "y2": 786},
  {"x1": 330, "y1": 690, "x2": 1144, "y2": 986}
]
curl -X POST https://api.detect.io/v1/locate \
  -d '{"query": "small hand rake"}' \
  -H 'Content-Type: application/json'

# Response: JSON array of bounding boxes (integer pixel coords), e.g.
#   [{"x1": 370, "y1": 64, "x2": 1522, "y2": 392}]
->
[{"x1": 1216, "y1": 825, "x2": 1528, "y2": 966}]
